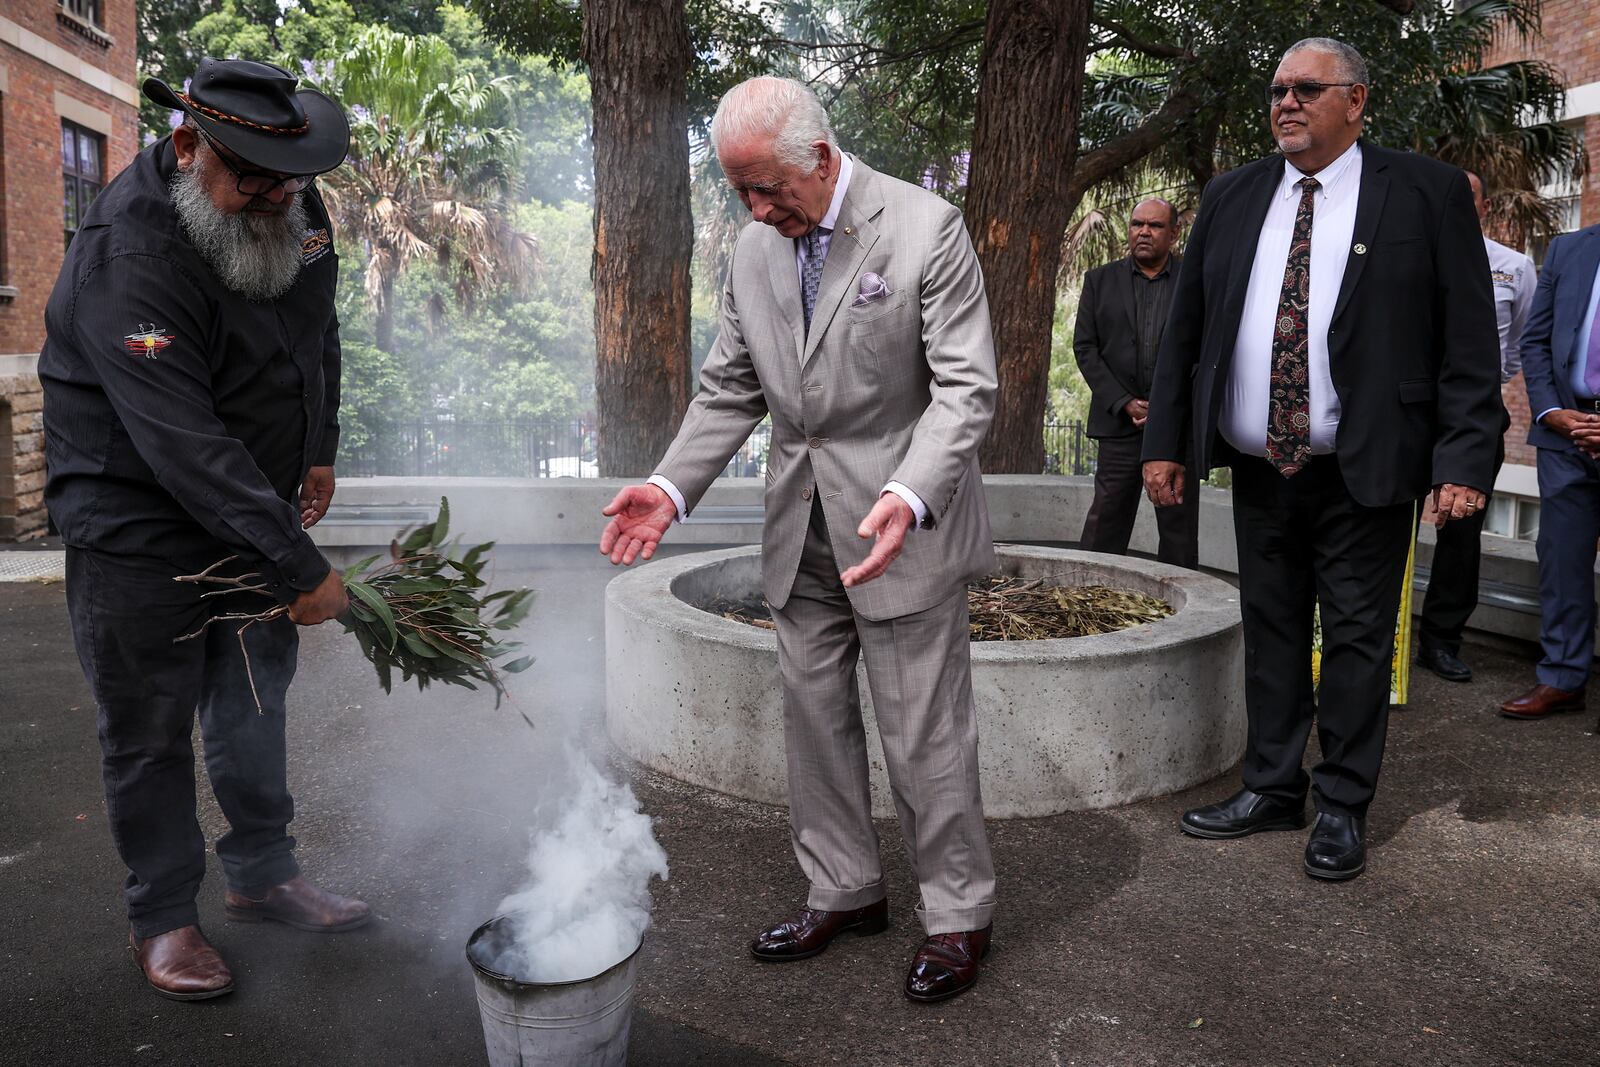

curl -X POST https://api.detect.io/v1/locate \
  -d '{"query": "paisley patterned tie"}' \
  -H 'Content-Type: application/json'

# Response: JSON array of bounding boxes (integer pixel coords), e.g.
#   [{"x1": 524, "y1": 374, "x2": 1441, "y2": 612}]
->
[
  {"x1": 800, "y1": 229, "x2": 829, "y2": 335},
  {"x1": 1266, "y1": 176, "x2": 1319, "y2": 477}
]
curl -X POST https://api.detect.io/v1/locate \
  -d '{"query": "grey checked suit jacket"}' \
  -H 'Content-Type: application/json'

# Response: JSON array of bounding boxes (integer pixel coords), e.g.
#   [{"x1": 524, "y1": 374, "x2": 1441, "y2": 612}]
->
[{"x1": 655, "y1": 157, "x2": 998, "y2": 622}]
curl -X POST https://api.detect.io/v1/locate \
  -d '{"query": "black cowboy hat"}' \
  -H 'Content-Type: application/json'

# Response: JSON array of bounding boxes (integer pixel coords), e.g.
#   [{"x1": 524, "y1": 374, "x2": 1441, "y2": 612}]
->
[{"x1": 144, "y1": 58, "x2": 350, "y2": 176}]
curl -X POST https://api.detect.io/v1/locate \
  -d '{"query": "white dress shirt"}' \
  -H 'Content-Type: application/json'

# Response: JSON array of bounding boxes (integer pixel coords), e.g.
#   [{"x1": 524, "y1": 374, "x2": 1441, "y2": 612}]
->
[
  {"x1": 1221, "y1": 141, "x2": 1362, "y2": 457},
  {"x1": 650, "y1": 149, "x2": 928, "y2": 528},
  {"x1": 1485, "y1": 235, "x2": 1535, "y2": 383}
]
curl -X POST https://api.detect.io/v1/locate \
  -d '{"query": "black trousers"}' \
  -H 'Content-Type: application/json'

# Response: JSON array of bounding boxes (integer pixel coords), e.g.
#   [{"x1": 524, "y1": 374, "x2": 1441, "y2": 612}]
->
[
  {"x1": 1231, "y1": 456, "x2": 1415, "y2": 819},
  {"x1": 1080, "y1": 433, "x2": 1200, "y2": 569},
  {"x1": 65, "y1": 548, "x2": 300, "y2": 938},
  {"x1": 1419, "y1": 441, "x2": 1505, "y2": 654}
]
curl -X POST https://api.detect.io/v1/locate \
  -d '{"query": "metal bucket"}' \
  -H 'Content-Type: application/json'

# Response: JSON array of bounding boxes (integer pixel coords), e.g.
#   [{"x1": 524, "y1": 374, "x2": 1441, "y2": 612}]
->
[{"x1": 466, "y1": 916, "x2": 642, "y2": 1067}]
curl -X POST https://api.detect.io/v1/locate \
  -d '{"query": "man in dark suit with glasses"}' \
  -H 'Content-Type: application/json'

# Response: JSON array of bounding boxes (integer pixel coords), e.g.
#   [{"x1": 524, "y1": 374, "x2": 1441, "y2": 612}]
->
[{"x1": 1143, "y1": 37, "x2": 1501, "y2": 881}]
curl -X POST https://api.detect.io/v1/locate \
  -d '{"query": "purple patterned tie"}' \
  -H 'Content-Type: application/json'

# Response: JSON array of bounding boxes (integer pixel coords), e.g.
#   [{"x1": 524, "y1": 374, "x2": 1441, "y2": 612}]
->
[
  {"x1": 1584, "y1": 314, "x2": 1600, "y2": 397},
  {"x1": 1266, "y1": 177, "x2": 1319, "y2": 477}
]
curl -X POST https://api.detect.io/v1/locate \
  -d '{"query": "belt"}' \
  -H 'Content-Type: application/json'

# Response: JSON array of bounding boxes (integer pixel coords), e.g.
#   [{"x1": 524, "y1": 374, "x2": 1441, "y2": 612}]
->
[{"x1": 1576, "y1": 398, "x2": 1600, "y2": 412}]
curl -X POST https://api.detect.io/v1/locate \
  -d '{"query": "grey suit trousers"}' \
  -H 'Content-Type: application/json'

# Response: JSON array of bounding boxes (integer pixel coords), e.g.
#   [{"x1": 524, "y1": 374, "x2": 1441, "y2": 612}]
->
[{"x1": 770, "y1": 498, "x2": 996, "y2": 935}]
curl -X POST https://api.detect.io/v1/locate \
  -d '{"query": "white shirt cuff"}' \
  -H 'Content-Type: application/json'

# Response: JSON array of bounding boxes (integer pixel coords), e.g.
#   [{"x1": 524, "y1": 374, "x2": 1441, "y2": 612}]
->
[
  {"x1": 1535, "y1": 407, "x2": 1562, "y2": 426},
  {"x1": 883, "y1": 481, "x2": 929, "y2": 529},
  {"x1": 646, "y1": 474, "x2": 688, "y2": 523}
]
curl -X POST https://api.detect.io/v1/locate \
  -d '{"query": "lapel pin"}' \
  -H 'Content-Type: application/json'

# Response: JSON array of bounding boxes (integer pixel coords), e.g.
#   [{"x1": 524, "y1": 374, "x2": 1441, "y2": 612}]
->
[
  {"x1": 843, "y1": 226, "x2": 853, "y2": 235},
  {"x1": 1353, "y1": 243, "x2": 1367, "y2": 255}
]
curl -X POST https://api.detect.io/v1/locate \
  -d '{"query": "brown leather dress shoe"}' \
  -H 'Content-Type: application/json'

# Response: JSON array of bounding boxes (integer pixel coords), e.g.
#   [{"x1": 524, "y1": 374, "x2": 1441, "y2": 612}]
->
[
  {"x1": 130, "y1": 925, "x2": 234, "y2": 1001},
  {"x1": 225, "y1": 875, "x2": 371, "y2": 932},
  {"x1": 905, "y1": 925, "x2": 991, "y2": 1003},
  {"x1": 749, "y1": 899, "x2": 889, "y2": 961},
  {"x1": 1500, "y1": 684, "x2": 1586, "y2": 720}
]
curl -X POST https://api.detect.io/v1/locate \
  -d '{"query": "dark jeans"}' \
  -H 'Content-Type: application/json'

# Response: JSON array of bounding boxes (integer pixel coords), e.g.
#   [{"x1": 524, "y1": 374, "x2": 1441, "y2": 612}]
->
[
  {"x1": 1419, "y1": 440, "x2": 1505, "y2": 654},
  {"x1": 65, "y1": 548, "x2": 300, "y2": 938},
  {"x1": 1080, "y1": 433, "x2": 1200, "y2": 569},
  {"x1": 1231, "y1": 456, "x2": 1415, "y2": 819}
]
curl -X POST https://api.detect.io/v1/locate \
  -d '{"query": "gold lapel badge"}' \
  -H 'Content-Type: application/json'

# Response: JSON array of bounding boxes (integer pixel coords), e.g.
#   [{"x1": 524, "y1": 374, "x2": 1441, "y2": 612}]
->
[{"x1": 1353, "y1": 243, "x2": 1368, "y2": 255}]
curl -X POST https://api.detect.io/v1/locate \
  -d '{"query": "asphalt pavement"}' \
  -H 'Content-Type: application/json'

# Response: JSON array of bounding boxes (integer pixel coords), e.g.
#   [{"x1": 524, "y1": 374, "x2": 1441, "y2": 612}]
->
[{"x1": 2, "y1": 545, "x2": 1597, "y2": 1066}]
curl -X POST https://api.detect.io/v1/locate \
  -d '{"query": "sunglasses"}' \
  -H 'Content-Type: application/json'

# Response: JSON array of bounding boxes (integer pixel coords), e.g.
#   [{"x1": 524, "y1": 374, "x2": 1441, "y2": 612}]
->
[
  {"x1": 1267, "y1": 81, "x2": 1359, "y2": 107},
  {"x1": 192, "y1": 126, "x2": 317, "y2": 197}
]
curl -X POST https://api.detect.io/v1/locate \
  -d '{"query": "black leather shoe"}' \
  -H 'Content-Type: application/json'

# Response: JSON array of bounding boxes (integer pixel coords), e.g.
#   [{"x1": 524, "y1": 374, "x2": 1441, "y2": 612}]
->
[
  {"x1": 1181, "y1": 788, "x2": 1307, "y2": 839},
  {"x1": 1304, "y1": 812, "x2": 1366, "y2": 881},
  {"x1": 749, "y1": 899, "x2": 889, "y2": 961},
  {"x1": 1417, "y1": 645, "x2": 1471, "y2": 683}
]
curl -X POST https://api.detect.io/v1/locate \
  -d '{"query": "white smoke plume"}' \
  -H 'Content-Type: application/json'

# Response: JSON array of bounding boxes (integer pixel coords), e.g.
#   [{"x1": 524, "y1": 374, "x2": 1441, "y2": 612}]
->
[{"x1": 485, "y1": 748, "x2": 669, "y2": 984}]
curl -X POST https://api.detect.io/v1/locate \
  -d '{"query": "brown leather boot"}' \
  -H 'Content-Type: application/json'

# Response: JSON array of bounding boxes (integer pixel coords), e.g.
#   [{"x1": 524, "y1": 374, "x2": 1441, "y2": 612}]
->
[
  {"x1": 224, "y1": 875, "x2": 371, "y2": 932},
  {"x1": 129, "y1": 925, "x2": 234, "y2": 1001}
]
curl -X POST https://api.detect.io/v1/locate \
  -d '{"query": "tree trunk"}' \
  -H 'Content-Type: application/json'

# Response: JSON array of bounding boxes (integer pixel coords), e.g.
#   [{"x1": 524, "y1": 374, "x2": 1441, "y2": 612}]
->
[
  {"x1": 375, "y1": 272, "x2": 395, "y2": 353},
  {"x1": 582, "y1": 0, "x2": 693, "y2": 477},
  {"x1": 965, "y1": 0, "x2": 1093, "y2": 473}
]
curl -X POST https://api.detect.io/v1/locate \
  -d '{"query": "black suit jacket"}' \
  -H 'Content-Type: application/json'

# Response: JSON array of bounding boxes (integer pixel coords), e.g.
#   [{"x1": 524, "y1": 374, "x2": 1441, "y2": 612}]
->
[
  {"x1": 1142, "y1": 141, "x2": 1502, "y2": 507},
  {"x1": 1074, "y1": 255, "x2": 1178, "y2": 439}
]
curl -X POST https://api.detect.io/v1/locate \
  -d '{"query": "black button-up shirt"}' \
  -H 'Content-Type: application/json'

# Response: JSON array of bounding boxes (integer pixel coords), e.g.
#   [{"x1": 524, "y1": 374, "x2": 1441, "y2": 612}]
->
[
  {"x1": 1129, "y1": 255, "x2": 1176, "y2": 398},
  {"x1": 40, "y1": 137, "x2": 341, "y2": 597}
]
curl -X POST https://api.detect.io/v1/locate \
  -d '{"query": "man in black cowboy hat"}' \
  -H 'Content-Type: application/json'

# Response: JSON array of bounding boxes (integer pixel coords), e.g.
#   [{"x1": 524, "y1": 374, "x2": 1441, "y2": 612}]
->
[{"x1": 39, "y1": 58, "x2": 365, "y2": 1001}]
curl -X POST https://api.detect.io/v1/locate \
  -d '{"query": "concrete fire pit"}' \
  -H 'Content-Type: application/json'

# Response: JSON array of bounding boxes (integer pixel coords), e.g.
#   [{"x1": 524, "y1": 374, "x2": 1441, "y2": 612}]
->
[{"x1": 605, "y1": 545, "x2": 1244, "y2": 817}]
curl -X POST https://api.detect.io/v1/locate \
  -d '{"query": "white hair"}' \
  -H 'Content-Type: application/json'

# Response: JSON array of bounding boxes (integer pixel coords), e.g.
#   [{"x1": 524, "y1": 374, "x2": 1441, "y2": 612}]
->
[
  {"x1": 709, "y1": 76, "x2": 836, "y2": 171},
  {"x1": 1283, "y1": 37, "x2": 1370, "y2": 87}
]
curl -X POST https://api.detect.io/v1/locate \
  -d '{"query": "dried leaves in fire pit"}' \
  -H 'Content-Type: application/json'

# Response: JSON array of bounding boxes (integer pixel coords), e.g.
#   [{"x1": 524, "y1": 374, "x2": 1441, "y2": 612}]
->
[
  {"x1": 709, "y1": 574, "x2": 1173, "y2": 640},
  {"x1": 966, "y1": 575, "x2": 1172, "y2": 640}
]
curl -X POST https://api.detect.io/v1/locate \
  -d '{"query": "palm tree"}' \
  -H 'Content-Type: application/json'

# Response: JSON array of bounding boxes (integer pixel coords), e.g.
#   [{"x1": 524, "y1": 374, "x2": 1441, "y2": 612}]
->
[{"x1": 312, "y1": 26, "x2": 537, "y2": 352}]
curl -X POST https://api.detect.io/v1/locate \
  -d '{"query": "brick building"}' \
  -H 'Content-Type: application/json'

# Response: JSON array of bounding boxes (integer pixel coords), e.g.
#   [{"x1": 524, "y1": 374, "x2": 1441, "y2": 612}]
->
[
  {"x1": 0, "y1": 0, "x2": 139, "y2": 540},
  {"x1": 1485, "y1": 0, "x2": 1600, "y2": 541}
]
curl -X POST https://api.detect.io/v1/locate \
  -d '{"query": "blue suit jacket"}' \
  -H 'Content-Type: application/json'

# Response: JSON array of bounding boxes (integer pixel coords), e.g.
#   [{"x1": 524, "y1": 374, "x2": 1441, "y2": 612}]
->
[{"x1": 1523, "y1": 223, "x2": 1600, "y2": 452}]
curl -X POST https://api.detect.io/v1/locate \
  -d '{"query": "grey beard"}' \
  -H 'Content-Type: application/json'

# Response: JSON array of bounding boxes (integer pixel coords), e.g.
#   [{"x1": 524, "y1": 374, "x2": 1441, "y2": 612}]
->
[{"x1": 169, "y1": 154, "x2": 308, "y2": 302}]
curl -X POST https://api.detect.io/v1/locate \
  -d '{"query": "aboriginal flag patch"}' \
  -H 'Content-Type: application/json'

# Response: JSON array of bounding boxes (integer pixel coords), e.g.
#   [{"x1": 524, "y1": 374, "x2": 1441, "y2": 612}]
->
[{"x1": 123, "y1": 324, "x2": 175, "y2": 358}]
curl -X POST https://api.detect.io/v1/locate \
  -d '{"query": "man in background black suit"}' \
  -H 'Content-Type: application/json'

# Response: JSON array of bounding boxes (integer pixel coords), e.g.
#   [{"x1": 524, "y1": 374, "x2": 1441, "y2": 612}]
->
[
  {"x1": 1142, "y1": 37, "x2": 1501, "y2": 881},
  {"x1": 1075, "y1": 198, "x2": 1199, "y2": 568}
]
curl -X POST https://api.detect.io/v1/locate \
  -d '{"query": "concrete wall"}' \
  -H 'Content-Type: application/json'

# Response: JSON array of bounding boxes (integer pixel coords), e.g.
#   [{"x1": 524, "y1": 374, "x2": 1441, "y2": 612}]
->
[{"x1": 309, "y1": 475, "x2": 1550, "y2": 646}]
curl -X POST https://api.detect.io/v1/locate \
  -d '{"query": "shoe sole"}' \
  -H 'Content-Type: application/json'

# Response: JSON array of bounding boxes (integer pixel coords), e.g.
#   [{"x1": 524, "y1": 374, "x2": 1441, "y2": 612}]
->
[
  {"x1": 224, "y1": 907, "x2": 372, "y2": 933},
  {"x1": 749, "y1": 914, "x2": 889, "y2": 962},
  {"x1": 1304, "y1": 860, "x2": 1365, "y2": 881},
  {"x1": 1180, "y1": 814, "x2": 1307, "y2": 840}
]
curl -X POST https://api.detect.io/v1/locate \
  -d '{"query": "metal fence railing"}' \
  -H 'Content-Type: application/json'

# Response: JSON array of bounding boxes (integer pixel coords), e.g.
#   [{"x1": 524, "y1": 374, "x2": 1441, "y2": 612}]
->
[{"x1": 340, "y1": 419, "x2": 1098, "y2": 479}]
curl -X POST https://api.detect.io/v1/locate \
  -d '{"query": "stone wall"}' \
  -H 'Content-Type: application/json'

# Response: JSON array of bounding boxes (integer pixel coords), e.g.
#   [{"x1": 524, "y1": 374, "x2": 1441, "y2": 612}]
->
[{"x1": 0, "y1": 355, "x2": 44, "y2": 540}]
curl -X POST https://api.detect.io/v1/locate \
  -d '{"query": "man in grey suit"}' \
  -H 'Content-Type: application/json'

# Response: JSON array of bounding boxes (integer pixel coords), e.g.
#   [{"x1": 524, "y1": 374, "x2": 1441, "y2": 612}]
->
[{"x1": 600, "y1": 76, "x2": 997, "y2": 1003}]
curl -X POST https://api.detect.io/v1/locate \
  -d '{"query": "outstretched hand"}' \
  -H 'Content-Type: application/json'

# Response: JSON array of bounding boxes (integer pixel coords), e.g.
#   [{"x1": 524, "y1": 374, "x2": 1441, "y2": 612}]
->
[
  {"x1": 840, "y1": 493, "x2": 915, "y2": 588},
  {"x1": 600, "y1": 484, "x2": 677, "y2": 565}
]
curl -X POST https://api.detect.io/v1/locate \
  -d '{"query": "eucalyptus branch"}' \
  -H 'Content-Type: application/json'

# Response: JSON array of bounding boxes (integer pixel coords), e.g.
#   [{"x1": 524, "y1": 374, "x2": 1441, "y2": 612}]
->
[{"x1": 172, "y1": 497, "x2": 536, "y2": 716}]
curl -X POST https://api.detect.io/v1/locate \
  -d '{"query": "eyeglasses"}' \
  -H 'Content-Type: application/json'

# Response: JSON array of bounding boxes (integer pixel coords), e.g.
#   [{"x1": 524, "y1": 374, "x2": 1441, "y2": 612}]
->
[
  {"x1": 1267, "y1": 81, "x2": 1359, "y2": 107},
  {"x1": 192, "y1": 126, "x2": 316, "y2": 197}
]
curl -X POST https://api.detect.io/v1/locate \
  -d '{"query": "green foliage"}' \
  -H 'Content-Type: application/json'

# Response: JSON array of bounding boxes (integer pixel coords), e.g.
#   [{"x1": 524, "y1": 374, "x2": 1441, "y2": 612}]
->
[
  {"x1": 341, "y1": 497, "x2": 536, "y2": 704},
  {"x1": 469, "y1": 0, "x2": 775, "y2": 121}
]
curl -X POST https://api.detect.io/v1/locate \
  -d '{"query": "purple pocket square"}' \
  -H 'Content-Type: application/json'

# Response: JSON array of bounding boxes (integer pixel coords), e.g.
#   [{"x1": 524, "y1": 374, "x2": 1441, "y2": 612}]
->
[{"x1": 852, "y1": 272, "x2": 891, "y2": 307}]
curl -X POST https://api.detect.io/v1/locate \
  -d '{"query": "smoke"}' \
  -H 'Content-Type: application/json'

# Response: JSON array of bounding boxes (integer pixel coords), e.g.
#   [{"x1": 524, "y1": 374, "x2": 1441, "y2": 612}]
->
[{"x1": 481, "y1": 745, "x2": 669, "y2": 984}]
